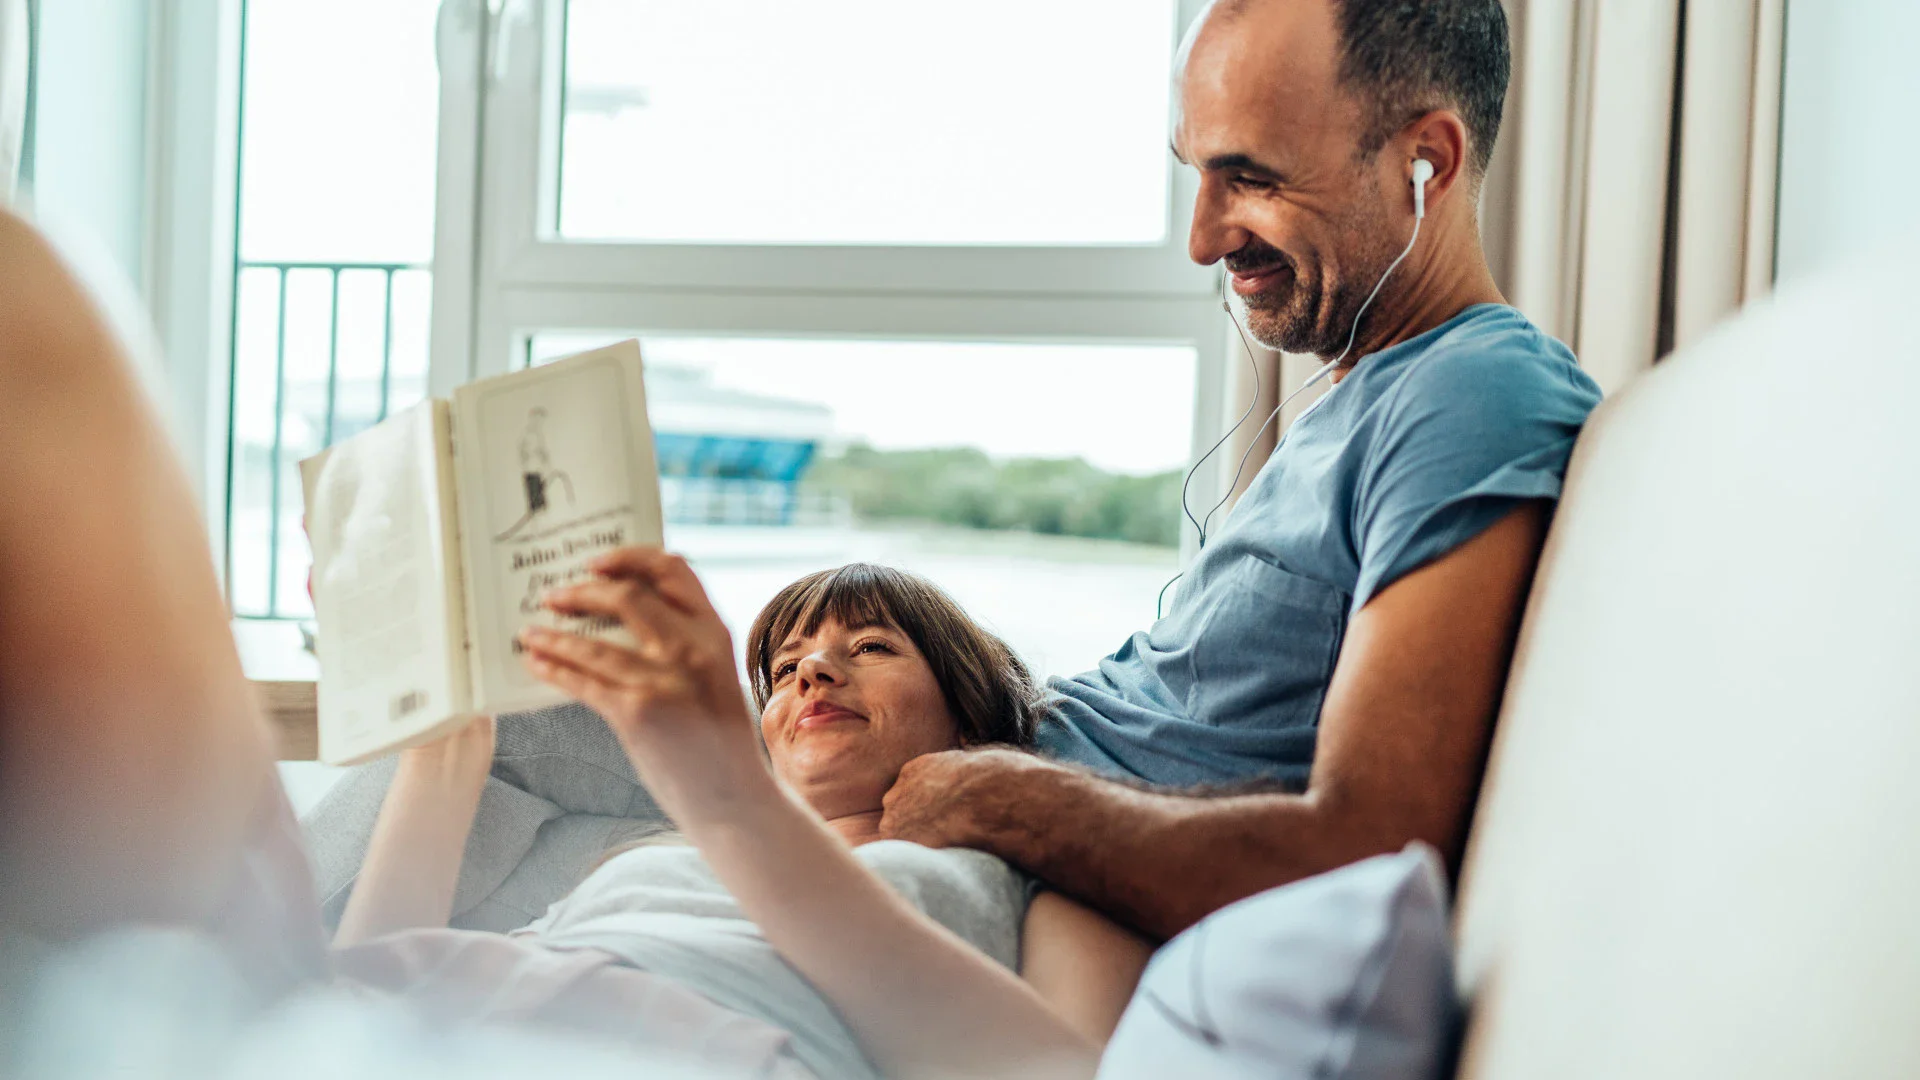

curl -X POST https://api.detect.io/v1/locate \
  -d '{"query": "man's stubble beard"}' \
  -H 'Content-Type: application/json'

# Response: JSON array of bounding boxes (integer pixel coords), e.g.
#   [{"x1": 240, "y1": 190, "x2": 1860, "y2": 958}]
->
[{"x1": 1241, "y1": 184, "x2": 1403, "y2": 360}]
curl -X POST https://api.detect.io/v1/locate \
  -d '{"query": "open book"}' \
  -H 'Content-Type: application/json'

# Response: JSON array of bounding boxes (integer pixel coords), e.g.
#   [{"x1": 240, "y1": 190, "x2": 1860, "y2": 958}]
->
[{"x1": 300, "y1": 340, "x2": 663, "y2": 765}]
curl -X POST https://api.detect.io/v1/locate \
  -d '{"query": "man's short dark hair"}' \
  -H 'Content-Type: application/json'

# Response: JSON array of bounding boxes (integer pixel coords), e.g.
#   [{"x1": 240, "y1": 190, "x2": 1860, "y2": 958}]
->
[{"x1": 1330, "y1": 0, "x2": 1512, "y2": 178}]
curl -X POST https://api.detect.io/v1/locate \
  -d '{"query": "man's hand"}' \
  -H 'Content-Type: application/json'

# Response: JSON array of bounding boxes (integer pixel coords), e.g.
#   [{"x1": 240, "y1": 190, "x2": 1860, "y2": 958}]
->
[{"x1": 880, "y1": 747, "x2": 1053, "y2": 852}]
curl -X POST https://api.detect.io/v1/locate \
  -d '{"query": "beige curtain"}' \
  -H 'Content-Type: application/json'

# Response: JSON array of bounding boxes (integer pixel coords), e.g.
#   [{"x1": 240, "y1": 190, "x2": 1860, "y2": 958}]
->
[
  {"x1": 1486, "y1": 0, "x2": 1786, "y2": 389},
  {"x1": 1214, "y1": 0, "x2": 1787, "y2": 508}
]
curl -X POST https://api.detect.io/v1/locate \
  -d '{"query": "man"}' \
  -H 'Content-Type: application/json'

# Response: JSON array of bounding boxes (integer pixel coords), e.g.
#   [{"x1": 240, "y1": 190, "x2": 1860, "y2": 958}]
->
[{"x1": 878, "y1": 0, "x2": 1603, "y2": 939}]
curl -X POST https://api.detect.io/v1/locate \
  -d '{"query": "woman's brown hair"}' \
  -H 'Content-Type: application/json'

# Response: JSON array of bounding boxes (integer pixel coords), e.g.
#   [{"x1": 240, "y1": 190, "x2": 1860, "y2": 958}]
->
[{"x1": 745, "y1": 563, "x2": 1042, "y2": 748}]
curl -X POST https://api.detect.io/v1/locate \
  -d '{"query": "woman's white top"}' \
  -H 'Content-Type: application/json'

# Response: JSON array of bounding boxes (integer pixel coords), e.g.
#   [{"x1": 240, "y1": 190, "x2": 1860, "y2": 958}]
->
[{"x1": 515, "y1": 839, "x2": 1034, "y2": 1080}]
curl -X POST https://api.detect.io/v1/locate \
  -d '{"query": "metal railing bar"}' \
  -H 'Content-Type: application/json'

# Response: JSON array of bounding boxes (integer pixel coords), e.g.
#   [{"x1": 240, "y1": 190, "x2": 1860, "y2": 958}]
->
[
  {"x1": 323, "y1": 268, "x2": 341, "y2": 447},
  {"x1": 238, "y1": 260, "x2": 428, "y2": 272},
  {"x1": 266, "y1": 267, "x2": 290, "y2": 618},
  {"x1": 379, "y1": 268, "x2": 396, "y2": 422}
]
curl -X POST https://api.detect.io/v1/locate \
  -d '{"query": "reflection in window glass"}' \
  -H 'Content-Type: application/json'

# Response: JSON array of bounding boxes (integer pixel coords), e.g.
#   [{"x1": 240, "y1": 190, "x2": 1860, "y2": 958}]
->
[
  {"x1": 558, "y1": 0, "x2": 1181, "y2": 246},
  {"x1": 530, "y1": 333, "x2": 1196, "y2": 679}
]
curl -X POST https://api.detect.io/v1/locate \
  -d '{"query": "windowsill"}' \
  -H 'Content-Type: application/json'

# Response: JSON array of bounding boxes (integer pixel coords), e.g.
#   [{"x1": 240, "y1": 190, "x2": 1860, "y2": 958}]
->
[
  {"x1": 232, "y1": 619, "x2": 342, "y2": 814},
  {"x1": 233, "y1": 618, "x2": 319, "y2": 682}
]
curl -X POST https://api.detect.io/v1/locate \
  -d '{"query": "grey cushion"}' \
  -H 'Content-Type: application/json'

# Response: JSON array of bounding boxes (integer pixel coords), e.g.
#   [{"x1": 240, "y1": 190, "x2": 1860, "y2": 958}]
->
[
  {"x1": 303, "y1": 701, "x2": 672, "y2": 932},
  {"x1": 1099, "y1": 844, "x2": 1459, "y2": 1080}
]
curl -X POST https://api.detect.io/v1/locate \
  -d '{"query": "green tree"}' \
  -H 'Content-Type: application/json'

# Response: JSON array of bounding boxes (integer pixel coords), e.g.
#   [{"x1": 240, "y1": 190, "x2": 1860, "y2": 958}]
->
[{"x1": 802, "y1": 443, "x2": 1182, "y2": 548}]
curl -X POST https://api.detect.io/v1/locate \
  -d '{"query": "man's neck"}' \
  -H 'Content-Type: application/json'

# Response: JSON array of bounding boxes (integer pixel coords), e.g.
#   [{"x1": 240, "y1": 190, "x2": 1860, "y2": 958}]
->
[
  {"x1": 826, "y1": 810, "x2": 886, "y2": 847},
  {"x1": 1327, "y1": 228, "x2": 1506, "y2": 383}
]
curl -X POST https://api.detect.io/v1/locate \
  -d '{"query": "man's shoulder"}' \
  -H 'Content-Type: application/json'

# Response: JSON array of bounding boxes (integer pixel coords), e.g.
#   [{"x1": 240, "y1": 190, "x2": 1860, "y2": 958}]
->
[{"x1": 1384, "y1": 305, "x2": 1601, "y2": 428}]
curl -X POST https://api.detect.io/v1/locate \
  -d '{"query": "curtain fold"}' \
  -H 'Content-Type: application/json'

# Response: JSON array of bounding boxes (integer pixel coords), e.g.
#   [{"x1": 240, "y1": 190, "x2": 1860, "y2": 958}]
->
[
  {"x1": 1571, "y1": 0, "x2": 1681, "y2": 392},
  {"x1": 1673, "y1": 0, "x2": 1787, "y2": 353}
]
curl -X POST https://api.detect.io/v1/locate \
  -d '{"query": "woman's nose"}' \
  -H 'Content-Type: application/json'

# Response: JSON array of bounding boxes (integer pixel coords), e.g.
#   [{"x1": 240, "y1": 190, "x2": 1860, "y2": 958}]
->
[{"x1": 797, "y1": 653, "x2": 840, "y2": 688}]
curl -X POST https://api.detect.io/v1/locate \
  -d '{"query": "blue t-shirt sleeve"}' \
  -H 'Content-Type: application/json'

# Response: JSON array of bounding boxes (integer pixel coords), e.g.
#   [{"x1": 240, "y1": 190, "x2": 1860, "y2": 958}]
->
[{"x1": 1349, "y1": 332, "x2": 1600, "y2": 611}]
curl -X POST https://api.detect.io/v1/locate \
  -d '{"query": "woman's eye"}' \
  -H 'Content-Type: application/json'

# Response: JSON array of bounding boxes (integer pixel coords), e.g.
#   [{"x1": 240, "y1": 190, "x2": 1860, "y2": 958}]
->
[
  {"x1": 772, "y1": 661, "x2": 797, "y2": 682},
  {"x1": 854, "y1": 640, "x2": 892, "y2": 656}
]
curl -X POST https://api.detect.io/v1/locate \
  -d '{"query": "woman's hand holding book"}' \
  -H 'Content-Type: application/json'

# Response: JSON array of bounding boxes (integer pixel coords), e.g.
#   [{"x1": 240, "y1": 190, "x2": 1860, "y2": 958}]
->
[{"x1": 515, "y1": 547, "x2": 776, "y2": 829}]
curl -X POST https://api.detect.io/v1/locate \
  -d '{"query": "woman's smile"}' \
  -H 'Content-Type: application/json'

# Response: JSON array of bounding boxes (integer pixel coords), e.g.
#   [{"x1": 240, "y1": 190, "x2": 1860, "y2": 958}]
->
[{"x1": 796, "y1": 700, "x2": 868, "y2": 731}]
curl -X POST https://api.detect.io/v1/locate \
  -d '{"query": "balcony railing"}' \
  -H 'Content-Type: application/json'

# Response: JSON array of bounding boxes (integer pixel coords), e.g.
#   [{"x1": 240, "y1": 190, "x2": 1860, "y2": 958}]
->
[{"x1": 224, "y1": 260, "x2": 432, "y2": 620}]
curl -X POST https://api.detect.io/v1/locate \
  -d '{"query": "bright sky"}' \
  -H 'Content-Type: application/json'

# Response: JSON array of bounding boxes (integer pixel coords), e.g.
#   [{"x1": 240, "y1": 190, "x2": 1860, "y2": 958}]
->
[
  {"x1": 560, "y1": 0, "x2": 1179, "y2": 245},
  {"x1": 239, "y1": 0, "x2": 441, "y2": 263}
]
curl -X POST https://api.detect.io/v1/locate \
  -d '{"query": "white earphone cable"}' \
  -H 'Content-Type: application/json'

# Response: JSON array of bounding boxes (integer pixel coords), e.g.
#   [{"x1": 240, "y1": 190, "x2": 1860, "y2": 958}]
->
[
  {"x1": 1158, "y1": 184, "x2": 1428, "y2": 619},
  {"x1": 1195, "y1": 211, "x2": 1425, "y2": 544},
  {"x1": 1173, "y1": 277, "x2": 1271, "y2": 547}
]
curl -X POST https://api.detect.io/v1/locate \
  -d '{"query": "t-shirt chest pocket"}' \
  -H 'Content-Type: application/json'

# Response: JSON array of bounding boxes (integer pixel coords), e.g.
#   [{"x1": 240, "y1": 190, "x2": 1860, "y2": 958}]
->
[{"x1": 1186, "y1": 557, "x2": 1349, "y2": 730}]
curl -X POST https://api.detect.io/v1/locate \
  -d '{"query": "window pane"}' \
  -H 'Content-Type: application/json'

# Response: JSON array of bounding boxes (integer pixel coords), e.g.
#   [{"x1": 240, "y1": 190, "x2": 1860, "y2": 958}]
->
[
  {"x1": 558, "y1": 0, "x2": 1181, "y2": 246},
  {"x1": 228, "y1": 0, "x2": 440, "y2": 620},
  {"x1": 531, "y1": 333, "x2": 1195, "y2": 679},
  {"x1": 238, "y1": 0, "x2": 441, "y2": 263},
  {"x1": 1775, "y1": 1, "x2": 1920, "y2": 285}
]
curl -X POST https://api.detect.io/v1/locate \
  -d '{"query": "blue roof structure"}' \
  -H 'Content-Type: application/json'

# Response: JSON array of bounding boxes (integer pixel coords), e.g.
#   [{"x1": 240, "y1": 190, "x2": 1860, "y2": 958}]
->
[{"x1": 654, "y1": 432, "x2": 817, "y2": 484}]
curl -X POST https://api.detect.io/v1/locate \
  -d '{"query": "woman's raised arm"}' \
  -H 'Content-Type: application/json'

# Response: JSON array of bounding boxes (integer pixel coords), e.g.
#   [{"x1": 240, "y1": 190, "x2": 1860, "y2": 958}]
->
[{"x1": 333, "y1": 716, "x2": 496, "y2": 946}]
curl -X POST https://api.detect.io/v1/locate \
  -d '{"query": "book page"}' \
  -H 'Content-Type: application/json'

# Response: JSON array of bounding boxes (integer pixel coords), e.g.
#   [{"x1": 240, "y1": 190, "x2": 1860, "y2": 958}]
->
[
  {"x1": 452, "y1": 340, "x2": 664, "y2": 716},
  {"x1": 300, "y1": 400, "x2": 473, "y2": 764}
]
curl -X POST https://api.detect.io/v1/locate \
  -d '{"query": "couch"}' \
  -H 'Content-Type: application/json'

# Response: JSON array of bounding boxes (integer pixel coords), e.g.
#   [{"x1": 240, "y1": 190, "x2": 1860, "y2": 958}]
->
[{"x1": 1452, "y1": 245, "x2": 1920, "y2": 1078}]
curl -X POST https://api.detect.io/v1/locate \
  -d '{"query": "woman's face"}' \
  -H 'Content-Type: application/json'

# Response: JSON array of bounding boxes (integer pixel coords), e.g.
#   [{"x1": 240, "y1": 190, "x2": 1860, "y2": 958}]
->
[{"x1": 759, "y1": 617, "x2": 961, "y2": 820}]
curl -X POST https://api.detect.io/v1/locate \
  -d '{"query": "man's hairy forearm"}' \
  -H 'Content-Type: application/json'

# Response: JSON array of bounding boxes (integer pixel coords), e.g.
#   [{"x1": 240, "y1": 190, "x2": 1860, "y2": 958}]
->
[{"x1": 975, "y1": 761, "x2": 1408, "y2": 940}]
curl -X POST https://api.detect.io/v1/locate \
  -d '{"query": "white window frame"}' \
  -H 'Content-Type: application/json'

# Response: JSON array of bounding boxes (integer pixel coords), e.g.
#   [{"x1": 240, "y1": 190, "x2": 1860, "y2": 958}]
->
[
  {"x1": 147, "y1": 0, "x2": 244, "y2": 555},
  {"x1": 427, "y1": 0, "x2": 1237, "y2": 537}
]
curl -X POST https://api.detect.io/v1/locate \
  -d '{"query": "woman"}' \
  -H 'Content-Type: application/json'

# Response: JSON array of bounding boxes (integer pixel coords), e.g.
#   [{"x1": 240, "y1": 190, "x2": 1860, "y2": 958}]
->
[
  {"x1": 333, "y1": 561, "x2": 1152, "y2": 1079},
  {"x1": 0, "y1": 210, "x2": 1148, "y2": 1079}
]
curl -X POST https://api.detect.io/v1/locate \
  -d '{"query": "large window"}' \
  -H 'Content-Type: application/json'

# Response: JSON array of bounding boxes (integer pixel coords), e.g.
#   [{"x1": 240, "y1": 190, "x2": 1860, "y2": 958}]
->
[{"x1": 222, "y1": 0, "x2": 1224, "y2": 690}]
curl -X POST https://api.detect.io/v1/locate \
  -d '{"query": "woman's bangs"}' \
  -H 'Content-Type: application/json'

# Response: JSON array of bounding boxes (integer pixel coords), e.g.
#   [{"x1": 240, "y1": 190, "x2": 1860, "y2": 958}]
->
[
  {"x1": 799, "y1": 565, "x2": 909, "y2": 642},
  {"x1": 759, "y1": 566, "x2": 910, "y2": 669}
]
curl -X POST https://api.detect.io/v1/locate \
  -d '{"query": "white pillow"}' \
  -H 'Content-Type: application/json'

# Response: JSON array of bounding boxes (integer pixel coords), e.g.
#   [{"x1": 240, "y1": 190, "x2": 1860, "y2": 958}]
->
[{"x1": 1100, "y1": 844, "x2": 1459, "y2": 1080}]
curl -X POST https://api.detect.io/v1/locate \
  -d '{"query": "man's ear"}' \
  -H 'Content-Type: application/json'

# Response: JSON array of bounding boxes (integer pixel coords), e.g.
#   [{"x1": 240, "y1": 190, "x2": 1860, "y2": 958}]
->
[{"x1": 1401, "y1": 111, "x2": 1472, "y2": 212}]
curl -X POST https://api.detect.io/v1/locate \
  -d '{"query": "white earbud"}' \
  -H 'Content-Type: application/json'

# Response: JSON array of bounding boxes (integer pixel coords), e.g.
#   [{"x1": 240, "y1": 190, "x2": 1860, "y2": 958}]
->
[{"x1": 1411, "y1": 158, "x2": 1435, "y2": 220}]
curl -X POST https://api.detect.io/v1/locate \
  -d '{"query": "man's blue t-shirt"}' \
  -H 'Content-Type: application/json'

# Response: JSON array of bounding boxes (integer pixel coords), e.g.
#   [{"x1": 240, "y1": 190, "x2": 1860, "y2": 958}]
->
[{"x1": 1038, "y1": 304, "x2": 1602, "y2": 789}]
